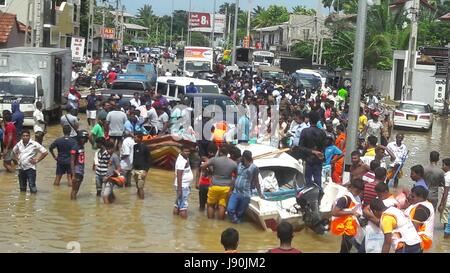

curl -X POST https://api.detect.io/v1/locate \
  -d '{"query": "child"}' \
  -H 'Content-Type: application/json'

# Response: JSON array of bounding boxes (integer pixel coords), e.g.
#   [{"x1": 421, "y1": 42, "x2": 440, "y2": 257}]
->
[
  {"x1": 93, "y1": 137, "x2": 107, "y2": 197},
  {"x1": 268, "y1": 222, "x2": 302, "y2": 253},
  {"x1": 221, "y1": 228, "x2": 239, "y2": 253},
  {"x1": 196, "y1": 144, "x2": 217, "y2": 211},
  {"x1": 323, "y1": 135, "x2": 343, "y2": 184}
]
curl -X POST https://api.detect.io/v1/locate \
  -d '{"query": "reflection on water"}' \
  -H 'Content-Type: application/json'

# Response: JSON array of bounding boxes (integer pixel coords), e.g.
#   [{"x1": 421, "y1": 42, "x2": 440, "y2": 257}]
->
[{"x1": 0, "y1": 115, "x2": 449, "y2": 252}]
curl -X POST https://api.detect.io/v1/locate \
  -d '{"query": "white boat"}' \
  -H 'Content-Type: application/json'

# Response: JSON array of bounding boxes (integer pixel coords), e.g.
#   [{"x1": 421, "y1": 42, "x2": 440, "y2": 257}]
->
[
  {"x1": 237, "y1": 144, "x2": 348, "y2": 232},
  {"x1": 237, "y1": 144, "x2": 304, "y2": 231}
]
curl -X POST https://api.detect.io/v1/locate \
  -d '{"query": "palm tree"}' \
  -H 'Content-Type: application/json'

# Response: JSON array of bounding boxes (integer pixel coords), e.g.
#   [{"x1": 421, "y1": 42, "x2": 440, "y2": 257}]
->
[
  {"x1": 252, "y1": 5, "x2": 265, "y2": 17},
  {"x1": 136, "y1": 4, "x2": 155, "y2": 29},
  {"x1": 292, "y1": 5, "x2": 316, "y2": 16}
]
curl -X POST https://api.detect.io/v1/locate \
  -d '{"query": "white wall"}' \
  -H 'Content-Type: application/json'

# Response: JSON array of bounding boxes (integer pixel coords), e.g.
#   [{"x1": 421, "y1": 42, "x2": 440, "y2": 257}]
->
[{"x1": 411, "y1": 64, "x2": 436, "y2": 107}]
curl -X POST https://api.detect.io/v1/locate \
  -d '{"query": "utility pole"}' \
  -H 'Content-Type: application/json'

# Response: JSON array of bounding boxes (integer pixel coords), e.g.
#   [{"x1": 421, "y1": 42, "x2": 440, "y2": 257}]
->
[
  {"x1": 246, "y1": 0, "x2": 252, "y2": 40},
  {"x1": 231, "y1": 0, "x2": 240, "y2": 65},
  {"x1": 444, "y1": 45, "x2": 450, "y2": 117},
  {"x1": 35, "y1": 0, "x2": 43, "y2": 47},
  {"x1": 343, "y1": 0, "x2": 368, "y2": 177},
  {"x1": 211, "y1": 0, "x2": 217, "y2": 48},
  {"x1": 120, "y1": 5, "x2": 125, "y2": 51},
  {"x1": 115, "y1": 0, "x2": 119, "y2": 39},
  {"x1": 101, "y1": 1, "x2": 106, "y2": 58},
  {"x1": 87, "y1": 0, "x2": 95, "y2": 57},
  {"x1": 223, "y1": 6, "x2": 228, "y2": 42},
  {"x1": 24, "y1": 0, "x2": 33, "y2": 46},
  {"x1": 188, "y1": 0, "x2": 192, "y2": 46},
  {"x1": 403, "y1": 0, "x2": 420, "y2": 101},
  {"x1": 170, "y1": 0, "x2": 174, "y2": 48},
  {"x1": 227, "y1": 6, "x2": 232, "y2": 47},
  {"x1": 312, "y1": 0, "x2": 322, "y2": 65}
]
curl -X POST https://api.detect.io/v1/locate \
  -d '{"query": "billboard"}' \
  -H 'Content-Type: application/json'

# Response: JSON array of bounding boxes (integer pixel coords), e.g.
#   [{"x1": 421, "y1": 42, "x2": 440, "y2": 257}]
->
[
  {"x1": 190, "y1": 14, "x2": 226, "y2": 34},
  {"x1": 184, "y1": 47, "x2": 213, "y2": 60},
  {"x1": 71, "y1": 37, "x2": 85, "y2": 61},
  {"x1": 102, "y1": 27, "x2": 115, "y2": 39},
  {"x1": 189, "y1": 12, "x2": 211, "y2": 28}
]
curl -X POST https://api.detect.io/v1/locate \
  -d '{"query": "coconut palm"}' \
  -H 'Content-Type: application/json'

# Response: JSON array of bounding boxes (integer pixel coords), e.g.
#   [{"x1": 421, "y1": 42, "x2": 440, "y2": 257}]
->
[{"x1": 292, "y1": 5, "x2": 316, "y2": 16}]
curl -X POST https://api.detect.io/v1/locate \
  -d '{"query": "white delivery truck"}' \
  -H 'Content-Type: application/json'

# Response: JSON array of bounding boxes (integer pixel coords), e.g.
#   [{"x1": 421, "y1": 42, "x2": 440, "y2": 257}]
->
[
  {"x1": 0, "y1": 47, "x2": 72, "y2": 126},
  {"x1": 183, "y1": 46, "x2": 214, "y2": 77}
]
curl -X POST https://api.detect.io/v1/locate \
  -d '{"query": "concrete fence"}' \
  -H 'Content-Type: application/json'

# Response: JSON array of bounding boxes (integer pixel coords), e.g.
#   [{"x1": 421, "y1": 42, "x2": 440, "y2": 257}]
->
[{"x1": 365, "y1": 69, "x2": 392, "y2": 96}]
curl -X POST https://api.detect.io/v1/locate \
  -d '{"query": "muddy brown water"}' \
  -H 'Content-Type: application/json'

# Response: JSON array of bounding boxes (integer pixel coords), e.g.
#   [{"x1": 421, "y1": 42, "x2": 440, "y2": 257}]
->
[{"x1": 0, "y1": 114, "x2": 449, "y2": 252}]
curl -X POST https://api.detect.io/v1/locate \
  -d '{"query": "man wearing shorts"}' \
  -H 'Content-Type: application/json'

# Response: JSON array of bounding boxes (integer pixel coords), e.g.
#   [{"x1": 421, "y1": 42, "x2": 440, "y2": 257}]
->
[
  {"x1": 70, "y1": 130, "x2": 88, "y2": 200},
  {"x1": 49, "y1": 125, "x2": 77, "y2": 186},
  {"x1": 132, "y1": 133, "x2": 151, "y2": 199},
  {"x1": 86, "y1": 89, "x2": 101, "y2": 127},
  {"x1": 201, "y1": 147, "x2": 237, "y2": 220},
  {"x1": 120, "y1": 130, "x2": 135, "y2": 187},
  {"x1": 174, "y1": 146, "x2": 193, "y2": 219}
]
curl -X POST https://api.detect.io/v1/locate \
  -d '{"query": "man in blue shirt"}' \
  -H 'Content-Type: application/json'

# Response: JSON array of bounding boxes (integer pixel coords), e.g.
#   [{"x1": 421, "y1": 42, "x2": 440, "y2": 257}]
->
[
  {"x1": 227, "y1": 151, "x2": 263, "y2": 223},
  {"x1": 323, "y1": 136, "x2": 343, "y2": 183},
  {"x1": 410, "y1": 164, "x2": 429, "y2": 190},
  {"x1": 186, "y1": 82, "x2": 198, "y2": 94},
  {"x1": 237, "y1": 114, "x2": 250, "y2": 143}
]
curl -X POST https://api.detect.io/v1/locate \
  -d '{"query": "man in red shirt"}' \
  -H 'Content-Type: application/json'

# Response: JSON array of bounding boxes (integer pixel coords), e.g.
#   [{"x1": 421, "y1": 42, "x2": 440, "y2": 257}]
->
[
  {"x1": 3, "y1": 111, "x2": 17, "y2": 172},
  {"x1": 268, "y1": 222, "x2": 302, "y2": 253},
  {"x1": 107, "y1": 68, "x2": 117, "y2": 87}
]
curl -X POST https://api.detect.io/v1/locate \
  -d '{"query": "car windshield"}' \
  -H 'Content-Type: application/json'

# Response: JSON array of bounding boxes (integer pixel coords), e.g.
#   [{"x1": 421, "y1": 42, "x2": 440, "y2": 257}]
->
[
  {"x1": 254, "y1": 56, "x2": 274, "y2": 64},
  {"x1": 185, "y1": 61, "x2": 211, "y2": 72},
  {"x1": 398, "y1": 103, "x2": 430, "y2": 113},
  {"x1": 0, "y1": 76, "x2": 35, "y2": 97},
  {"x1": 197, "y1": 85, "x2": 219, "y2": 94}
]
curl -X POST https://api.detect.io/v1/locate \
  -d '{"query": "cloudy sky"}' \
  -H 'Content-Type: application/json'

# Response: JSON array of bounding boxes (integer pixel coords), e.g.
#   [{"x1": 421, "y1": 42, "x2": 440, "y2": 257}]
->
[{"x1": 120, "y1": 0, "x2": 324, "y2": 16}]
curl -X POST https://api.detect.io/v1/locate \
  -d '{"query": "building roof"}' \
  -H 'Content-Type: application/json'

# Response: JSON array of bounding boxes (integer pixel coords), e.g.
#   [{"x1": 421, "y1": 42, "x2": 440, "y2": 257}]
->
[
  {"x1": 253, "y1": 22, "x2": 288, "y2": 32},
  {"x1": 439, "y1": 12, "x2": 450, "y2": 21},
  {"x1": 123, "y1": 23, "x2": 149, "y2": 31},
  {"x1": 109, "y1": 11, "x2": 135, "y2": 18},
  {"x1": 390, "y1": 0, "x2": 435, "y2": 10},
  {"x1": 0, "y1": 12, "x2": 25, "y2": 44}
]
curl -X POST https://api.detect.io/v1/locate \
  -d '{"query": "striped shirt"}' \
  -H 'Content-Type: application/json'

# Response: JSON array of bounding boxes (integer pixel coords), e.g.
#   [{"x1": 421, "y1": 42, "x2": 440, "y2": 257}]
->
[
  {"x1": 96, "y1": 150, "x2": 111, "y2": 176},
  {"x1": 362, "y1": 170, "x2": 375, "y2": 184},
  {"x1": 363, "y1": 181, "x2": 378, "y2": 206}
]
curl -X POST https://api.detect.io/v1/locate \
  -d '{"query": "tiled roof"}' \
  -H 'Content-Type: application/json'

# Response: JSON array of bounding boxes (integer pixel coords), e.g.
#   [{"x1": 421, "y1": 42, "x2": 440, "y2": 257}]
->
[
  {"x1": 390, "y1": 0, "x2": 435, "y2": 10},
  {"x1": 0, "y1": 12, "x2": 25, "y2": 44}
]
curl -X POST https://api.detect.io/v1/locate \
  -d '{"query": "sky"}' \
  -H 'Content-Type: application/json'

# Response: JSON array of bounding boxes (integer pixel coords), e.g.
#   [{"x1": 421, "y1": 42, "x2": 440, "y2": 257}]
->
[{"x1": 120, "y1": 0, "x2": 323, "y2": 16}]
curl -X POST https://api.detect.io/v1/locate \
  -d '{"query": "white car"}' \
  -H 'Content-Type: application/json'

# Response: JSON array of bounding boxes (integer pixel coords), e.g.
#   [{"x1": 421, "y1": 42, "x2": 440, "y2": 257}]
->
[{"x1": 393, "y1": 100, "x2": 433, "y2": 131}]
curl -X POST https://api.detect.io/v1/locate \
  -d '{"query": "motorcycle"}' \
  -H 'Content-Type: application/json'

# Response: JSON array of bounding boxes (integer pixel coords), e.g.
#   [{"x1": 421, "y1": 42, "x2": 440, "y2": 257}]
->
[
  {"x1": 75, "y1": 72, "x2": 94, "y2": 87},
  {"x1": 294, "y1": 183, "x2": 329, "y2": 235}
]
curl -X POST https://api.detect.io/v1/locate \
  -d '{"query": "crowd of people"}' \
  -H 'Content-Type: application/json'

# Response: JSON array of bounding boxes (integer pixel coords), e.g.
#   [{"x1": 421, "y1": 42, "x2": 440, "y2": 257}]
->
[{"x1": 2, "y1": 55, "x2": 450, "y2": 253}]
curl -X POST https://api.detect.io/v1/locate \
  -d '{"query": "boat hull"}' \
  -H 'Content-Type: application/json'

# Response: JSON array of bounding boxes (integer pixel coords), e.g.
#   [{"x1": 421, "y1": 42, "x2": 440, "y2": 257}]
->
[{"x1": 142, "y1": 135, "x2": 196, "y2": 170}]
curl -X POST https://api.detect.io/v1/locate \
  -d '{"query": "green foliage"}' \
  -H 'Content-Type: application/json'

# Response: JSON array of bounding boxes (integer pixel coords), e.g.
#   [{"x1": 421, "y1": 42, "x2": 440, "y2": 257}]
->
[
  {"x1": 190, "y1": 32, "x2": 209, "y2": 47},
  {"x1": 292, "y1": 41, "x2": 313, "y2": 59},
  {"x1": 292, "y1": 5, "x2": 316, "y2": 16},
  {"x1": 252, "y1": 5, "x2": 290, "y2": 28}
]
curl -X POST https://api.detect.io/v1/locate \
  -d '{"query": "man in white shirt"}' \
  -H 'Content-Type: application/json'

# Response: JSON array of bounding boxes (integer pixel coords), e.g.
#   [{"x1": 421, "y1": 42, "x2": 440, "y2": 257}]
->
[
  {"x1": 155, "y1": 105, "x2": 169, "y2": 135},
  {"x1": 386, "y1": 133, "x2": 408, "y2": 188},
  {"x1": 33, "y1": 101, "x2": 47, "y2": 145},
  {"x1": 13, "y1": 130, "x2": 48, "y2": 193},
  {"x1": 130, "y1": 92, "x2": 142, "y2": 109},
  {"x1": 144, "y1": 102, "x2": 159, "y2": 135},
  {"x1": 120, "y1": 131, "x2": 135, "y2": 187},
  {"x1": 165, "y1": 69, "x2": 172, "y2": 76},
  {"x1": 174, "y1": 146, "x2": 193, "y2": 219}
]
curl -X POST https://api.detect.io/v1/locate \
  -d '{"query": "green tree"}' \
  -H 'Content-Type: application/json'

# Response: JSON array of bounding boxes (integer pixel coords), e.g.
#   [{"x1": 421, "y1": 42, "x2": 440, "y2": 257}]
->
[
  {"x1": 292, "y1": 5, "x2": 316, "y2": 16},
  {"x1": 190, "y1": 32, "x2": 209, "y2": 46},
  {"x1": 253, "y1": 5, "x2": 290, "y2": 28},
  {"x1": 292, "y1": 41, "x2": 314, "y2": 59},
  {"x1": 252, "y1": 5, "x2": 266, "y2": 17},
  {"x1": 135, "y1": 4, "x2": 155, "y2": 29}
]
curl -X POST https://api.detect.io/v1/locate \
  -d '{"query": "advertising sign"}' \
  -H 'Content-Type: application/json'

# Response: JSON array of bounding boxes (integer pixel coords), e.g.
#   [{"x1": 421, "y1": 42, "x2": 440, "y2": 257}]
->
[
  {"x1": 189, "y1": 12, "x2": 211, "y2": 28},
  {"x1": 102, "y1": 27, "x2": 115, "y2": 39},
  {"x1": 184, "y1": 47, "x2": 213, "y2": 60},
  {"x1": 71, "y1": 37, "x2": 85, "y2": 61},
  {"x1": 189, "y1": 14, "x2": 226, "y2": 34}
]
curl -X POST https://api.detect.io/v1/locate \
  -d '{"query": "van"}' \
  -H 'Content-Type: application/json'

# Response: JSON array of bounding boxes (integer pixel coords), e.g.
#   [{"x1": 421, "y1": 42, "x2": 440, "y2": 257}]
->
[
  {"x1": 156, "y1": 76, "x2": 221, "y2": 101},
  {"x1": 295, "y1": 69, "x2": 327, "y2": 88}
]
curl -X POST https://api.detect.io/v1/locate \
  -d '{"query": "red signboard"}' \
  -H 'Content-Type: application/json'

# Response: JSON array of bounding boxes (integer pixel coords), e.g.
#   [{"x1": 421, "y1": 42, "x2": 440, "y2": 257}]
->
[
  {"x1": 189, "y1": 12, "x2": 211, "y2": 28},
  {"x1": 102, "y1": 27, "x2": 115, "y2": 39}
]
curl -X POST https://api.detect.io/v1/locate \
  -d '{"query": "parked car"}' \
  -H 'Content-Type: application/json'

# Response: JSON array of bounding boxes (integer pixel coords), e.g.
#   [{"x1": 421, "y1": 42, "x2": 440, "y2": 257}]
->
[{"x1": 393, "y1": 101, "x2": 433, "y2": 131}]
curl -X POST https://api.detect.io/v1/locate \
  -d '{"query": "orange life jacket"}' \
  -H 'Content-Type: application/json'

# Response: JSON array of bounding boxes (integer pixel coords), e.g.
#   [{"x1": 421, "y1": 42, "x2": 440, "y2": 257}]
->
[
  {"x1": 330, "y1": 194, "x2": 360, "y2": 236},
  {"x1": 212, "y1": 122, "x2": 227, "y2": 146}
]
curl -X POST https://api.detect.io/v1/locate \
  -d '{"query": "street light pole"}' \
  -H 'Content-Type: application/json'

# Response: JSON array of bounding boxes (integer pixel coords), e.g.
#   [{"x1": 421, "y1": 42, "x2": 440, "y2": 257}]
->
[
  {"x1": 101, "y1": 2, "x2": 106, "y2": 59},
  {"x1": 343, "y1": 0, "x2": 368, "y2": 177},
  {"x1": 246, "y1": 0, "x2": 252, "y2": 38},
  {"x1": 170, "y1": 0, "x2": 174, "y2": 48},
  {"x1": 231, "y1": 0, "x2": 239, "y2": 66},
  {"x1": 403, "y1": 0, "x2": 420, "y2": 101}
]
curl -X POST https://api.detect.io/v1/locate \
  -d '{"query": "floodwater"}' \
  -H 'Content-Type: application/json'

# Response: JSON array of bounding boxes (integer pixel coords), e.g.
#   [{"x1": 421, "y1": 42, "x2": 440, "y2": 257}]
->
[{"x1": 0, "y1": 115, "x2": 449, "y2": 253}]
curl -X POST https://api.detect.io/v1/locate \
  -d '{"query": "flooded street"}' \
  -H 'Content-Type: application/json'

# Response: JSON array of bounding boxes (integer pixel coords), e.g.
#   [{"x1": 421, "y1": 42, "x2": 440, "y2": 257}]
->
[{"x1": 1, "y1": 114, "x2": 450, "y2": 253}]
